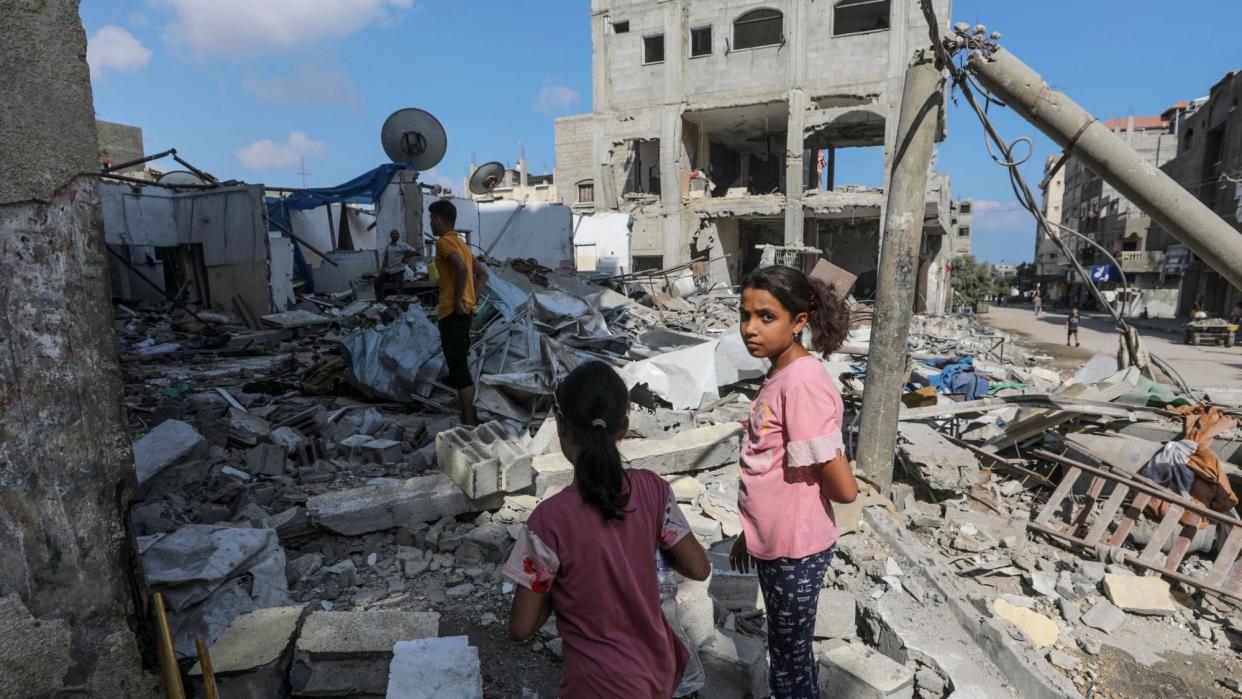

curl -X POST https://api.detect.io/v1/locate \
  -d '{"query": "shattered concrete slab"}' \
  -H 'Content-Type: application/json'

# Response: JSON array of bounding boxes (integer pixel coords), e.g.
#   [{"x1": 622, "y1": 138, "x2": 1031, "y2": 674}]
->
[
  {"x1": 818, "y1": 642, "x2": 915, "y2": 699},
  {"x1": 189, "y1": 605, "x2": 305, "y2": 699},
  {"x1": 290, "y1": 610, "x2": 439, "y2": 696},
  {"x1": 306, "y1": 473, "x2": 504, "y2": 536},
  {"x1": 385, "y1": 636, "x2": 483, "y2": 699},
  {"x1": 132, "y1": 418, "x2": 207, "y2": 485},
  {"x1": 1102, "y1": 574, "x2": 1177, "y2": 616},
  {"x1": 896, "y1": 422, "x2": 984, "y2": 492}
]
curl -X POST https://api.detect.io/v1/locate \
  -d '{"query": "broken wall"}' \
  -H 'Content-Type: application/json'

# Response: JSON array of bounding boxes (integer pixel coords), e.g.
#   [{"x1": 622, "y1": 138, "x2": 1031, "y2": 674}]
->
[
  {"x1": 574, "y1": 212, "x2": 631, "y2": 275},
  {"x1": 0, "y1": 0, "x2": 156, "y2": 694}
]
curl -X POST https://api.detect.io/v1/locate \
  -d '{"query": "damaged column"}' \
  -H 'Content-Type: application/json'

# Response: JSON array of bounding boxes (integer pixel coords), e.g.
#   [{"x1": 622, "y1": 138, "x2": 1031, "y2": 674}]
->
[{"x1": 0, "y1": 3, "x2": 155, "y2": 695}]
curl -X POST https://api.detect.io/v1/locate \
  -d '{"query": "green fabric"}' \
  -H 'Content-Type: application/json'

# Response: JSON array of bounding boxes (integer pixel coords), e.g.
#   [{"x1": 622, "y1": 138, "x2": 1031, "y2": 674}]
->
[
  {"x1": 987, "y1": 382, "x2": 1026, "y2": 395},
  {"x1": 1117, "y1": 375, "x2": 1192, "y2": 408}
]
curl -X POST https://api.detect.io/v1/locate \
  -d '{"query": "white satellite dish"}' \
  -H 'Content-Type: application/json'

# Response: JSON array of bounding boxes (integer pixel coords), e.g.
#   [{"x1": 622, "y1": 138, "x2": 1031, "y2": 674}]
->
[
  {"x1": 158, "y1": 170, "x2": 207, "y2": 186},
  {"x1": 469, "y1": 161, "x2": 507, "y2": 195},
  {"x1": 380, "y1": 108, "x2": 447, "y2": 171}
]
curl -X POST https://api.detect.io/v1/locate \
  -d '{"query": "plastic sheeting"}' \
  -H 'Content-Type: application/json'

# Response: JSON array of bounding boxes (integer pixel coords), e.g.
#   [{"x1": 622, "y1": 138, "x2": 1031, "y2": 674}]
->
[
  {"x1": 620, "y1": 326, "x2": 768, "y2": 410},
  {"x1": 340, "y1": 306, "x2": 443, "y2": 403},
  {"x1": 265, "y1": 163, "x2": 411, "y2": 230}
]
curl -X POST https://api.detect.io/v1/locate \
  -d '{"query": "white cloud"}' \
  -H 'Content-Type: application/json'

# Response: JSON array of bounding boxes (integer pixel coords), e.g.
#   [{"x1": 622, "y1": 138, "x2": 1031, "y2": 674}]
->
[
  {"x1": 533, "y1": 79, "x2": 581, "y2": 116},
  {"x1": 151, "y1": 0, "x2": 414, "y2": 59},
  {"x1": 87, "y1": 26, "x2": 152, "y2": 78},
  {"x1": 243, "y1": 63, "x2": 362, "y2": 110},
  {"x1": 235, "y1": 132, "x2": 326, "y2": 170}
]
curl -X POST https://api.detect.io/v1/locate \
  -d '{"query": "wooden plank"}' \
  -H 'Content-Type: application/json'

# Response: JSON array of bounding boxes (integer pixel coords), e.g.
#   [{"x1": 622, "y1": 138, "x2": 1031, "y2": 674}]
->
[
  {"x1": 1139, "y1": 504, "x2": 1186, "y2": 565},
  {"x1": 1162, "y1": 514, "x2": 1202, "y2": 573},
  {"x1": 1071, "y1": 475, "x2": 1107, "y2": 536},
  {"x1": 1107, "y1": 492, "x2": 1152, "y2": 548},
  {"x1": 1084, "y1": 483, "x2": 1130, "y2": 546},
  {"x1": 1205, "y1": 526, "x2": 1242, "y2": 587},
  {"x1": 1035, "y1": 466, "x2": 1080, "y2": 526}
]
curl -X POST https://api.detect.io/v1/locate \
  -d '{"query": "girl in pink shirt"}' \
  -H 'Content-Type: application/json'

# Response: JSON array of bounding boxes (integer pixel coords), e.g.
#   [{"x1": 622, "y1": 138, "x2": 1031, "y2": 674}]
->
[
  {"x1": 730, "y1": 265, "x2": 859, "y2": 698},
  {"x1": 505, "y1": 361, "x2": 711, "y2": 698}
]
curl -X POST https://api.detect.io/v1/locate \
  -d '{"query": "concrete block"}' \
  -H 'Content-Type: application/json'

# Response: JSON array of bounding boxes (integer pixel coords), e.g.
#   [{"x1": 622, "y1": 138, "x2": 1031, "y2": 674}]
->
[
  {"x1": 620, "y1": 423, "x2": 743, "y2": 476},
  {"x1": 229, "y1": 408, "x2": 272, "y2": 444},
  {"x1": 133, "y1": 419, "x2": 207, "y2": 485},
  {"x1": 685, "y1": 508, "x2": 724, "y2": 546},
  {"x1": 818, "y1": 643, "x2": 915, "y2": 699},
  {"x1": 1102, "y1": 574, "x2": 1176, "y2": 615},
  {"x1": 709, "y1": 569, "x2": 764, "y2": 612},
  {"x1": 676, "y1": 579, "x2": 717, "y2": 650},
  {"x1": 437, "y1": 421, "x2": 534, "y2": 499},
  {"x1": 271, "y1": 426, "x2": 309, "y2": 454},
  {"x1": 699, "y1": 630, "x2": 769, "y2": 699},
  {"x1": 992, "y1": 598, "x2": 1059, "y2": 648},
  {"x1": 815, "y1": 590, "x2": 857, "y2": 639},
  {"x1": 669, "y1": 475, "x2": 704, "y2": 504},
  {"x1": 290, "y1": 610, "x2": 439, "y2": 696},
  {"x1": 189, "y1": 605, "x2": 304, "y2": 699},
  {"x1": 385, "y1": 636, "x2": 482, "y2": 699},
  {"x1": 360, "y1": 438, "x2": 402, "y2": 465},
  {"x1": 307, "y1": 473, "x2": 503, "y2": 536},
  {"x1": 246, "y1": 443, "x2": 288, "y2": 477},
  {"x1": 533, "y1": 452, "x2": 574, "y2": 499}
]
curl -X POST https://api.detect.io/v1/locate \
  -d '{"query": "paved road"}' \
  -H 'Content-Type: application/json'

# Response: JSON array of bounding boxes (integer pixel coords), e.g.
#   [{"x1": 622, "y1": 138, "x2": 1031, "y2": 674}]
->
[{"x1": 978, "y1": 305, "x2": 1242, "y2": 395}]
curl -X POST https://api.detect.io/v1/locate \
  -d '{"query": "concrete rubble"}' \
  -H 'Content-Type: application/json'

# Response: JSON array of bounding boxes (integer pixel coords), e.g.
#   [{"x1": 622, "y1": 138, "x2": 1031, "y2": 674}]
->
[{"x1": 111, "y1": 255, "x2": 1240, "y2": 697}]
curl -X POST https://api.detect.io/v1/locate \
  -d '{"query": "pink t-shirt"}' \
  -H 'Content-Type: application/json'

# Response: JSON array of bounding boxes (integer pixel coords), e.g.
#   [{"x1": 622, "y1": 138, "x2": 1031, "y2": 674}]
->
[
  {"x1": 739, "y1": 354, "x2": 845, "y2": 560},
  {"x1": 504, "y1": 468, "x2": 692, "y2": 699}
]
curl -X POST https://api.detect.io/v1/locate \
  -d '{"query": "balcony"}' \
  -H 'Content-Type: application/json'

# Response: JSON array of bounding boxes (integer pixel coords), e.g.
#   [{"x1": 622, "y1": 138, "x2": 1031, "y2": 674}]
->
[{"x1": 1119, "y1": 250, "x2": 1166, "y2": 274}]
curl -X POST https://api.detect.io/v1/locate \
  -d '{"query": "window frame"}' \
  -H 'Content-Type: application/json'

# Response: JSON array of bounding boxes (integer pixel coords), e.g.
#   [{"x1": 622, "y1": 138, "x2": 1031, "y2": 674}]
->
[
  {"x1": 611, "y1": 20, "x2": 630, "y2": 34},
  {"x1": 690, "y1": 26, "x2": 712, "y2": 58},
  {"x1": 958, "y1": 226, "x2": 971, "y2": 238},
  {"x1": 731, "y1": 8, "x2": 784, "y2": 51},
  {"x1": 576, "y1": 180, "x2": 595, "y2": 204},
  {"x1": 643, "y1": 33, "x2": 666, "y2": 65},
  {"x1": 832, "y1": 0, "x2": 892, "y2": 38}
]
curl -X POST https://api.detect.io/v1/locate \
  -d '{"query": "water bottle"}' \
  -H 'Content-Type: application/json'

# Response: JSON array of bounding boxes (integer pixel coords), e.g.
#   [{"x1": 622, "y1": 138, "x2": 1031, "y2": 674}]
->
[{"x1": 657, "y1": 550, "x2": 705, "y2": 697}]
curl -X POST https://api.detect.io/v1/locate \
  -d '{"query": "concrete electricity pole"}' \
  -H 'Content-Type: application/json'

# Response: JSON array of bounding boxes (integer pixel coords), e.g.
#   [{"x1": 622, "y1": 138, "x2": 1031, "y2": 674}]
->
[
  {"x1": 0, "y1": 1, "x2": 156, "y2": 695},
  {"x1": 968, "y1": 46, "x2": 1242, "y2": 291},
  {"x1": 855, "y1": 52, "x2": 945, "y2": 493}
]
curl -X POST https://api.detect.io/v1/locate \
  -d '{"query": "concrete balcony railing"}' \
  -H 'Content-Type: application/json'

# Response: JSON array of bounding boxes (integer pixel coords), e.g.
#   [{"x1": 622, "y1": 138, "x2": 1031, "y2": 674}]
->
[{"x1": 1118, "y1": 250, "x2": 1166, "y2": 274}]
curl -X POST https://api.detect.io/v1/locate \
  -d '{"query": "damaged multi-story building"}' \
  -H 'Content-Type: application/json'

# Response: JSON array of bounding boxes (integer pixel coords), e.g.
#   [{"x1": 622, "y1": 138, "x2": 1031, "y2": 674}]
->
[{"x1": 555, "y1": 0, "x2": 969, "y2": 310}]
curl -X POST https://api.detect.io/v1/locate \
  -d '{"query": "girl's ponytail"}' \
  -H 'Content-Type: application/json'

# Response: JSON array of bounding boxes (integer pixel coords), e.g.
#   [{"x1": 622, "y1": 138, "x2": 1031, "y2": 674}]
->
[{"x1": 554, "y1": 361, "x2": 632, "y2": 520}]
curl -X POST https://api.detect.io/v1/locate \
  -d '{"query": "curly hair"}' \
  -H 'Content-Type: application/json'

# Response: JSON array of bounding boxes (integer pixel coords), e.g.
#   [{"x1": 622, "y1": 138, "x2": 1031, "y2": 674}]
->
[{"x1": 739, "y1": 265, "x2": 849, "y2": 354}]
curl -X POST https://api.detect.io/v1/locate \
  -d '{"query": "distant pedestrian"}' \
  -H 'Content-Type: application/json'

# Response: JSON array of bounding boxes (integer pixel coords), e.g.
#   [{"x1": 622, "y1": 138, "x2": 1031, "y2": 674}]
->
[
  {"x1": 1067, "y1": 307, "x2": 1081, "y2": 347},
  {"x1": 734, "y1": 265, "x2": 859, "y2": 698},
  {"x1": 374, "y1": 229, "x2": 418, "y2": 301},
  {"x1": 430, "y1": 200, "x2": 488, "y2": 426},
  {"x1": 1033, "y1": 292, "x2": 1042, "y2": 316},
  {"x1": 504, "y1": 361, "x2": 710, "y2": 698}
]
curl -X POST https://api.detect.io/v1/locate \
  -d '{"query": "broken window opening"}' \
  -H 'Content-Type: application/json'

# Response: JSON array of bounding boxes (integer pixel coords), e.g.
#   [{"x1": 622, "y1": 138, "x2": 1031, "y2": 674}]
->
[
  {"x1": 958, "y1": 226, "x2": 971, "y2": 238},
  {"x1": 959, "y1": 201, "x2": 972, "y2": 214},
  {"x1": 690, "y1": 26, "x2": 712, "y2": 57},
  {"x1": 632, "y1": 255, "x2": 664, "y2": 272},
  {"x1": 643, "y1": 34, "x2": 665, "y2": 64},
  {"x1": 612, "y1": 20, "x2": 630, "y2": 34},
  {"x1": 576, "y1": 180, "x2": 594, "y2": 204},
  {"x1": 732, "y1": 8, "x2": 783, "y2": 51},
  {"x1": 833, "y1": 0, "x2": 891, "y2": 37},
  {"x1": 622, "y1": 139, "x2": 661, "y2": 197},
  {"x1": 1200, "y1": 124, "x2": 1226, "y2": 208}
]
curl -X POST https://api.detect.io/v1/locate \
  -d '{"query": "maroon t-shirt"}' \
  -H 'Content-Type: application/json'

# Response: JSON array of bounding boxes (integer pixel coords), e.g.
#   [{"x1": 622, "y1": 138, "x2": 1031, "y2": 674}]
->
[{"x1": 504, "y1": 468, "x2": 692, "y2": 698}]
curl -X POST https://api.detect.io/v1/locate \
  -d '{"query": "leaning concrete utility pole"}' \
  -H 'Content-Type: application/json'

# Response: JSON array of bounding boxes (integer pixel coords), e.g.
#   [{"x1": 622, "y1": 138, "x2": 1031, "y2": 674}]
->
[
  {"x1": 968, "y1": 46, "x2": 1242, "y2": 291},
  {"x1": 0, "y1": 1, "x2": 156, "y2": 695},
  {"x1": 855, "y1": 52, "x2": 945, "y2": 493}
]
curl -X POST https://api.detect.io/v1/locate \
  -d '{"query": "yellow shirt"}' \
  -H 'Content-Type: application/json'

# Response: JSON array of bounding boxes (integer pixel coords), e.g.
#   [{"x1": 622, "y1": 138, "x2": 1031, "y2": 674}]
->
[{"x1": 435, "y1": 232, "x2": 477, "y2": 319}]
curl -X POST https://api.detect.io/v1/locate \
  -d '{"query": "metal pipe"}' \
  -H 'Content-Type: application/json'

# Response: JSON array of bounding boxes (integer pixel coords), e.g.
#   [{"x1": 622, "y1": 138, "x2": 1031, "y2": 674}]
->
[
  {"x1": 968, "y1": 46, "x2": 1242, "y2": 292},
  {"x1": 102, "y1": 147, "x2": 176, "y2": 174},
  {"x1": 855, "y1": 53, "x2": 944, "y2": 493}
]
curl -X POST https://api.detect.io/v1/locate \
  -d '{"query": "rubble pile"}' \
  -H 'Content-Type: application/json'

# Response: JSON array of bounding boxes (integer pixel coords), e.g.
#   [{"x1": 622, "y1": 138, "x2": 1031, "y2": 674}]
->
[{"x1": 116, "y1": 263, "x2": 1241, "y2": 697}]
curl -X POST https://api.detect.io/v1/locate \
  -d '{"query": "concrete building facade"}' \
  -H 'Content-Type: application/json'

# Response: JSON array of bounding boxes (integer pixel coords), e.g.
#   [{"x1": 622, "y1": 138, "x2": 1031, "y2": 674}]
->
[
  {"x1": 1156, "y1": 71, "x2": 1242, "y2": 317},
  {"x1": 1034, "y1": 155, "x2": 1066, "y2": 291},
  {"x1": 555, "y1": 0, "x2": 956, "y2": 307}
]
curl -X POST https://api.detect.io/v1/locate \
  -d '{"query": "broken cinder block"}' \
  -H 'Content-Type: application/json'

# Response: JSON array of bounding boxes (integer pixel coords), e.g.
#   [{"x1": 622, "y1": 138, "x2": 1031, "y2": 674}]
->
[
  {"x1": 306, "y1": 473, "x2": 503, "y2": 536},
  {"x1": 289, "y1": 610, "x2": 439, "y2": 697},
  {"x1": 437, "y1": 421, "x2": 535, "y2": 499},
  {"x1": 818, "y1": 643, "x2": 915, "y2": 699}
]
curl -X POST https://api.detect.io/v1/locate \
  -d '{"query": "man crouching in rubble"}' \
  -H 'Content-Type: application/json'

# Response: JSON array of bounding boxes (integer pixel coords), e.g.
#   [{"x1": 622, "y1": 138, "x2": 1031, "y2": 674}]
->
[{"x1": 430, "y1": 199, "x2": 487, "y2": 426}]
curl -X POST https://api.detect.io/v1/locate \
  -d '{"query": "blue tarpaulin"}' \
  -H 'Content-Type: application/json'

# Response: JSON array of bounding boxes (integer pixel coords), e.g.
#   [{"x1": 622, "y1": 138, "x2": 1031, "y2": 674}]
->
[
  {"x1": 266, "y1": 162, "x2": 411, "y2": 230},
  {"x1": 923, "y1": 355, "x2": 990, "y2": 401}
]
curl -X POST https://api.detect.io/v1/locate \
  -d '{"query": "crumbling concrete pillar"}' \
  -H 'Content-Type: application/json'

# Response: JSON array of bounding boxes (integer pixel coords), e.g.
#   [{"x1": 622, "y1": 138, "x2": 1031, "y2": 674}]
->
[
  {"x1": 784, "y1": 90, "x2": 808, "y2": 247},
  {"x1": 0, "y1": 1, "x2": 156, "y2": 695}
]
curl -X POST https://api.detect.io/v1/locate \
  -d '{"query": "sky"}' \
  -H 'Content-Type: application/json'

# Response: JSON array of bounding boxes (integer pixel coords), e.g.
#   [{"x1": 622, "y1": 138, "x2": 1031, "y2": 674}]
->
[{"x1": 81, "y1": 0, "x2": 1242, "y2": 264}]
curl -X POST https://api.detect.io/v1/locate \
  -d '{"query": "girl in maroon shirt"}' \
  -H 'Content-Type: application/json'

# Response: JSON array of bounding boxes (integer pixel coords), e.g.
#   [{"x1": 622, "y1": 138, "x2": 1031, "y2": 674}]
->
[{"x1": 505, "y1": 361, "x2": 711, "y2": 698}]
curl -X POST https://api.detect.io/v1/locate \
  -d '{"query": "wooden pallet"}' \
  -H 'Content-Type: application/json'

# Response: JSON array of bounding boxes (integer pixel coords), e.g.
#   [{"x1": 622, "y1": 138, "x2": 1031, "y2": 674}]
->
[{"x1": 1029, "y1": 449, "x2": 1242, "y2": 602}]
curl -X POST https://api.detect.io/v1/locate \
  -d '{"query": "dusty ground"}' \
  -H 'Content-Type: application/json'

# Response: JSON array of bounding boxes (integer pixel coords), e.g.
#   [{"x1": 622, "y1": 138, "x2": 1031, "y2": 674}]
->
[{"x1": 979, "y1": 305, "x2": 1242, "y2": 392}]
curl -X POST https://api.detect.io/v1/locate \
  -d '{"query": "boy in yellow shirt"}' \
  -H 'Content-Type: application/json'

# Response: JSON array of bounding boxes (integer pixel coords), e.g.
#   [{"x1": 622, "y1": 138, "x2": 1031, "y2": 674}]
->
[{"x1": 430, "y1": 199, "x2": 488, "y2": 425}]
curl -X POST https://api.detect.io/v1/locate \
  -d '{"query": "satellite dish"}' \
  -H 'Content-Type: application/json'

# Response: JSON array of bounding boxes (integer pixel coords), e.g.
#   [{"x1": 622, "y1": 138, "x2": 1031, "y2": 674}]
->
[
  {"x1": 380, "y1": 108, "x2": 447, "y2": 171},
  {"x1": 158, "y1": 170, "x2": 206, "y2": 185},
  {"x1": 469, "y1": 161, "x2": 507, "y2": 195}
]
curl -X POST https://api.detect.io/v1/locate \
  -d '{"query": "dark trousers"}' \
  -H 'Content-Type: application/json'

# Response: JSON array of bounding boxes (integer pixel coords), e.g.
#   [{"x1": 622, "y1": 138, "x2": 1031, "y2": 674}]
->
[
  {"x1": 755, "y1": 547, "x2": 835, "y2": 698},
  {"x1": 438, "y1": 313, "x2": 474, "y2": 390},
  {"x1": 374, "y1": 271, "x2": 400, "y2": 301}
]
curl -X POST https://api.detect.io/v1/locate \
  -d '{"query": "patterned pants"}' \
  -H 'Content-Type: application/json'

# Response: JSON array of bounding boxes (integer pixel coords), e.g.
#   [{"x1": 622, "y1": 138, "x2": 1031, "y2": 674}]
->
[{"x1": 755, "y1": 548, "x2": 835, "y2": 699}]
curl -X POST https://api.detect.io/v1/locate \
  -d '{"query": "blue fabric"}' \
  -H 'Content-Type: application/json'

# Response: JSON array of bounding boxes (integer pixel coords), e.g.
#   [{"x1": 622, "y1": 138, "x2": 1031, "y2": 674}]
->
[
  {"x1": 926, "y1": 355, "x2": 990, "y2": 400},
  {"x1": 756, "y1": 548, "x2": 835, "y2": 699},
  {"x1": 265, "y1": 163, "x2": 411, "y2": 230},
  {"x1": 1090, "y1": 265, "x2": 1121, "y2": 283}
]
